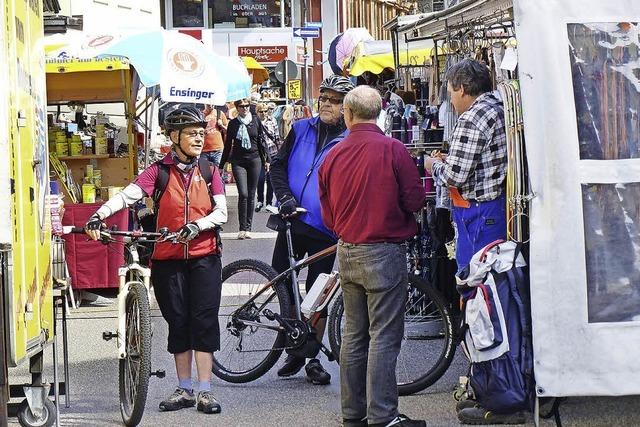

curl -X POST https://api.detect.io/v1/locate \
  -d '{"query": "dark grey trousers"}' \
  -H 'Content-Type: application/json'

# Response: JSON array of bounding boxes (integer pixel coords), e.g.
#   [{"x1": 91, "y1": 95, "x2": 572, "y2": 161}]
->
[{"x1": 337, "y1": 241, "x2": 408, "y2": 425}]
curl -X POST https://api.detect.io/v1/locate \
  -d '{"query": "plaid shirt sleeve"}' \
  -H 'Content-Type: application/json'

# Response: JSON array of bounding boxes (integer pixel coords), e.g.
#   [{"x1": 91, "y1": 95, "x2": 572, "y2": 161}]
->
[
  {"x1": 434, "y1": 116, "x2": 487, "y2": 187},
  {"x1": 432, "y1": 94, "x2": 507, "y2": 201}
]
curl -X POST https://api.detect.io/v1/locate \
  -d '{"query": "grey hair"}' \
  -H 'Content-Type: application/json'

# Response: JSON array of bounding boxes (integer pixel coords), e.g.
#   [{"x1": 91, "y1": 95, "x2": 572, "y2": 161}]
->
[
  {"x1": 343, "y1": 85, "x2": 382, "y2": 121},
  {"x1": 445, "y1": 58, "x2": 492, "y2": 96}
]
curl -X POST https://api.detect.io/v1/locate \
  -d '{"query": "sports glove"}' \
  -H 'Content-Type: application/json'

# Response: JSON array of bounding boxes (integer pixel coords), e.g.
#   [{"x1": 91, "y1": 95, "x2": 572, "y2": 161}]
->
[
  {"x1": 85, "y1": 214, "x2": 104, "y2": 231},
  {"x1": 278, "y1": 195, "x2": 298, "y2": 217},
  {"x1": 177, "y1": 222, "x2": 200, "y2": 242}
]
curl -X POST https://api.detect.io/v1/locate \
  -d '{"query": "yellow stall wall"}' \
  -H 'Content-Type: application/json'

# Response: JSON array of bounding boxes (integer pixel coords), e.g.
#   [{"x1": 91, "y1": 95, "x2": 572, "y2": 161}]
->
[{"x1": 1, "y1": 0, "x2": 53, "y2": 367}]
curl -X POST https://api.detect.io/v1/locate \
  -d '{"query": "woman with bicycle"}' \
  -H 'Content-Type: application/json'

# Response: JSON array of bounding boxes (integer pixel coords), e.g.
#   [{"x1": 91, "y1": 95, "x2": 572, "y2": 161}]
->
[{"x1": 85, "y1": 106, "x2": 228, "y2": 416}]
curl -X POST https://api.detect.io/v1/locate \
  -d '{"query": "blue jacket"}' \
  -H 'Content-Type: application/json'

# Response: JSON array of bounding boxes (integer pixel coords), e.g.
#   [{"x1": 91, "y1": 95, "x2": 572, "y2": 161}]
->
[{"x1": 287, "y1": 116, "x2": 348, "y2": 237}]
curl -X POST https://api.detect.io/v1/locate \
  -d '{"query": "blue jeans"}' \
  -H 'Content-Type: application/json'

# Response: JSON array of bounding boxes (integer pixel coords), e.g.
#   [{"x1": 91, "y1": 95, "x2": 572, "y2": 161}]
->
[
  {"x1": 203, "y1": 150, "x2": 222, "y2": 167},
  {"x1": 337, "y1": 241, "x2": 407, "y2": 425},
  {"x1": 452, "y1": 193, "x2": 506, "y2": 271}
]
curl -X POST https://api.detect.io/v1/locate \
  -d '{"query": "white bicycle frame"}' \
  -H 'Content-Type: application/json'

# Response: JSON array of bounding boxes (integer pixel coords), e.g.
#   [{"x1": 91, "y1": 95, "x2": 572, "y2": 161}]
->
[{"x1": 116, "y1": 238, "x2": 151, "y2": 359}]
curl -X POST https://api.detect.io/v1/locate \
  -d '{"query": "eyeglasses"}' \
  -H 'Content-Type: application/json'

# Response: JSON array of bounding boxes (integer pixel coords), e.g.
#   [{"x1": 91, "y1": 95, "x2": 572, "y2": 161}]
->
[
  {"x1": 318, "y1": 95, "x2": 343, "y2": 105},
  {"x1": 184, "y1": 130, "x2": 205, "y2": 138},
  {"x1": 237, "y1": 104, "x2": 250, "y2": 108}
]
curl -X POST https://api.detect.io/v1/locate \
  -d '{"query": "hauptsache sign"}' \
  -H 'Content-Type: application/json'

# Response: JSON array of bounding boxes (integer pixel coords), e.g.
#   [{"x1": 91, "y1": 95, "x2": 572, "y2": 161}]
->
[{"x1": 238, "y1": 45, "x2": 288, "y2": 63}]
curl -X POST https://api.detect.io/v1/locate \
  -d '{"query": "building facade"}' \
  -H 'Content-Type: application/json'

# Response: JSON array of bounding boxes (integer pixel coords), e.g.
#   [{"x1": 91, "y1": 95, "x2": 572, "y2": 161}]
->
[{"x1": 56, "y1": 0, "x2": 161, "y2": 30}]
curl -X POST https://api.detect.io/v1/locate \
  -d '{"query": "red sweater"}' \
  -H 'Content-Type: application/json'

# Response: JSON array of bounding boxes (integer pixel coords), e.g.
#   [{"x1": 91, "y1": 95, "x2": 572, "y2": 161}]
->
[{"x1": 318, "y1": 123, "x2": 425, "y2": 244}]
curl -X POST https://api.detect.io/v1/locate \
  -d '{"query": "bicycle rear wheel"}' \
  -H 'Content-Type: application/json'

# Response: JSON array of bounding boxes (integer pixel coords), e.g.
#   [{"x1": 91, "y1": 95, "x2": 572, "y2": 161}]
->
[
  {"x1": 328, "y1": 275, "x2": 455, "y2": 396},
  {"x1": 213, "y1": 259, "x2": 291, "y2": 383},
  {"x1": 119, "y1": 282, "x2": 151, "y2": 426}
]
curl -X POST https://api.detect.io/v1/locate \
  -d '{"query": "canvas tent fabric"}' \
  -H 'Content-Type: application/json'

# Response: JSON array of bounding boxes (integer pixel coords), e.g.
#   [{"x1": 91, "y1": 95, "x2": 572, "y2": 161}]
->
[{"x1": 514, "y1": 0, "x2": 640, "y2": 397}]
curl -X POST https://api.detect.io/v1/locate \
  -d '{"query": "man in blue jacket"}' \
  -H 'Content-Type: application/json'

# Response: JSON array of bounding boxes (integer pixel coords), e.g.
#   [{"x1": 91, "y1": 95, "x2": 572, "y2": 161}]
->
[{"x1": 269, "y1": 74, "x2": 354, "y2": 385}]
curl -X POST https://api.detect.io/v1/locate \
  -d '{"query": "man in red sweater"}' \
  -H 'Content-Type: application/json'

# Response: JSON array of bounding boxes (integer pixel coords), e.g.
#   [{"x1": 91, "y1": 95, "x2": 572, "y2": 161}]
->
[{"x1": 318, "y1": 85, "x2": 426, "y2": 427}]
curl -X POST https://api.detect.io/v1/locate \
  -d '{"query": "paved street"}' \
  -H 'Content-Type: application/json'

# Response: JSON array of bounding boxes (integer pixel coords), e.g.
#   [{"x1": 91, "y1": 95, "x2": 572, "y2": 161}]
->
[{"x1": 8, "y1": 188, "x2": 640, "y2": 426}]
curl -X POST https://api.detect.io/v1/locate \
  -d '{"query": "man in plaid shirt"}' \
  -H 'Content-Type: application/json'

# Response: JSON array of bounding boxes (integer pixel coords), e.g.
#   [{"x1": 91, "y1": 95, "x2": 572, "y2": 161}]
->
[{"x1": 425, "y1": 58, "x2": 507, "y2": 271}]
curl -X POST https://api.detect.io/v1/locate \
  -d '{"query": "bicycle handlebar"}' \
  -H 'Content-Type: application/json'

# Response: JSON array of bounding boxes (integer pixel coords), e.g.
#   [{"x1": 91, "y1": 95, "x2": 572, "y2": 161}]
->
[{"x1": 63, "y1": 226, "x2": 180, "y2": 243}]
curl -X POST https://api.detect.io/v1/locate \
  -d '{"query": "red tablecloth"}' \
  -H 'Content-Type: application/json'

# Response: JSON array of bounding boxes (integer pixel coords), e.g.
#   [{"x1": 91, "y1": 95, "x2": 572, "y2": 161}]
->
[{"x1": 62, "y1": 203, "x2": 129, "y2": 289}]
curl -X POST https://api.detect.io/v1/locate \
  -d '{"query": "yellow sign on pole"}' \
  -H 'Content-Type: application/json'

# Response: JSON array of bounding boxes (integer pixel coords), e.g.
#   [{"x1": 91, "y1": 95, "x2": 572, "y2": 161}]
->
[{"x1": 287, "y1": 79, "x2": 302, "y2": 100}]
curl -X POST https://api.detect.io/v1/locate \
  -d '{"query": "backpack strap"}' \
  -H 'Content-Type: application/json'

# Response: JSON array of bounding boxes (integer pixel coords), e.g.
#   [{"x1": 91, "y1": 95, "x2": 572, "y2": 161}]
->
[
  {"x1": 152, "y1": 161, "x2": 170, "y2": 208},
  {"x1": 197, "y1": 155, "x2": 215, "y2": 207}
]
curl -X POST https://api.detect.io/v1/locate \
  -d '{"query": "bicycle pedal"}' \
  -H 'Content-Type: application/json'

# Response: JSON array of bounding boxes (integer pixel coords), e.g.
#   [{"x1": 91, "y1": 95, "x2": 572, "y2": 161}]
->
[
  {"x1": 150, "y1": 369, "x2": 166, "y2": 378},
  {"x1": 102, "y1": 331, "x2": 118, "y2": 341}
]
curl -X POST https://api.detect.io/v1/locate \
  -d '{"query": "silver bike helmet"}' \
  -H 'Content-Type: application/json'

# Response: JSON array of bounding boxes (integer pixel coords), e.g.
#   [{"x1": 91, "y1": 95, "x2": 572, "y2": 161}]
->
[{"x1": 319, "y1": 75, "x2": 355, "y2": 94}]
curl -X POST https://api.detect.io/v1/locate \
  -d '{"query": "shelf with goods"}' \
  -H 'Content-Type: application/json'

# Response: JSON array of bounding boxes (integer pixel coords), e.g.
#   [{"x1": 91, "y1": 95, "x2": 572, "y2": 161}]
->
[
  {"x1": 46, "y1": 57, "x2": 138, "y2": 205},
  {"x1": 46, "y1": 57, "x2": 139, "y2": 290}
]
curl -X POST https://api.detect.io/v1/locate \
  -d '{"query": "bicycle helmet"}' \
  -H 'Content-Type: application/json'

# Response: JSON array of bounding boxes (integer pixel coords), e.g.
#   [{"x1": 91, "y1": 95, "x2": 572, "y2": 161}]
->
[
  {"x1": 163, "y1": 105, "x2": 207, "y2": 131},
  {"x1": 319, "y1": 75, "x2": 355, "y2": 95}
]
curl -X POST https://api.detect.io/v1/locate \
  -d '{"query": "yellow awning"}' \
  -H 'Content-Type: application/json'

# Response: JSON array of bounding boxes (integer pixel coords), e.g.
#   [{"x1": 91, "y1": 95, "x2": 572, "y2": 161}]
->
[
  {"x1": 45, "y1": 58, "x2": 132, "y2": 104},
  {"x1": 349, "y1": 48, "x2": 434, "y2": 76},
  {"x1": 46, "y1": 57, "x2": 130, "y2": 74},
  {"x1": 242, "y1": 56, "x2": 269, "y2": 84}
]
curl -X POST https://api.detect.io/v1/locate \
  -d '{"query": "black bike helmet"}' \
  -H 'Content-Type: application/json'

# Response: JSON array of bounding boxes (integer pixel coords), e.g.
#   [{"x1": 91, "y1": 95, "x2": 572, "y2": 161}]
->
[
  {"x1": 163, "y1": 105, "x2": 207, "y2": 131},
  {"x1": 319, "y1": 75, "x2": 355, "y2": 95}
]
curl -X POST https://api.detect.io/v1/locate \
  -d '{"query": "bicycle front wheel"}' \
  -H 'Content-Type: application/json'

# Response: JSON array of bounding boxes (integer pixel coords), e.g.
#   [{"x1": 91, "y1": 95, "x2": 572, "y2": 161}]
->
[
  {"x1": 119, "y1": 282, "x2": 151, "y2": 426},
  {"x1": 213, "y1": 259, "x2": 291, "y2": 383},
  {"x1": 328, "y1": 275, "x2": 456, "y2": 396}
]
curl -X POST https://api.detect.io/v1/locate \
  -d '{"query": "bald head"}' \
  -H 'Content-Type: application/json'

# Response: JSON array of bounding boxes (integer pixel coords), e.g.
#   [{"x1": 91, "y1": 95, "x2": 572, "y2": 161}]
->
[{"x1": 343, "y1": 85, "x2": 382, "y2": 128}]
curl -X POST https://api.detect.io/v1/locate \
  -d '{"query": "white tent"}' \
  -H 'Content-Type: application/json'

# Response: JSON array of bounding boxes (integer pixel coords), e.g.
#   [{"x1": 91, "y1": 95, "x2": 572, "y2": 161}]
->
[{"x1": 515, "y1": 0, "x2": 640, "y2": 397}]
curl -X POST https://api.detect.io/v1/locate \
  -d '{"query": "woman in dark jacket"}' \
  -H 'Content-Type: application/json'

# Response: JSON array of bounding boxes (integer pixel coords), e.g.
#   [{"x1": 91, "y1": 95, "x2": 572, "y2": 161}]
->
[{"x1": 220, "y1": 98, "x2": 270, "y2": 239}]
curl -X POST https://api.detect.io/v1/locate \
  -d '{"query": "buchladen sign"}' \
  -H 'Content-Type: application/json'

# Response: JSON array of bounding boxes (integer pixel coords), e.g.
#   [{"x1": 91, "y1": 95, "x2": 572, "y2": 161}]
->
[
  {"x1": 232, "y1": 0, "x2": 279, "y2": 19},
  {"x1": 238, "y1": 46, "x2": 288, "y2": 63}
]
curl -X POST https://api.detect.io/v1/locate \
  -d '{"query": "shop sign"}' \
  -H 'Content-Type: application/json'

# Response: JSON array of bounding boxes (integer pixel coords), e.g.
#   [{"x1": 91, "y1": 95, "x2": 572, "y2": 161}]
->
[
  {"x1": 296, "y1": 45, "x2": 305, "y2": 63},
  {"x1": 287, "y1": 79, "x2": 302, "y2": 100},
  {"x1": 232, "y1": 0, "x2": 279, "y2": 19},
  {"x1": 238, "y1": 45, "x2": 288, "y2": 63}
]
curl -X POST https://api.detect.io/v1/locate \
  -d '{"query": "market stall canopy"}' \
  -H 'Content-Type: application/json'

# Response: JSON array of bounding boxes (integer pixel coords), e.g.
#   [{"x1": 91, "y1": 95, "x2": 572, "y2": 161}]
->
[
  {"x1": 347, "y1": 40, "x2": 434, "y2": 76},
  {"x1": 48, "y1": 30, "x2": 252, "y2": 105},
  {"x1": 242, "y1": 56, "x2": 269, "y2": 84},
  {"x1": 45, "y1": 57, "x2": 133, "y2": 103}
]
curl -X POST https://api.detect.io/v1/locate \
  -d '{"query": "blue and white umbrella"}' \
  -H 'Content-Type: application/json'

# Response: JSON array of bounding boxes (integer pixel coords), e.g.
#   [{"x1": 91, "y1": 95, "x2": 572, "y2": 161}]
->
[{"x1": 50, "y1": 30, "x2": 252, "y2": 105}]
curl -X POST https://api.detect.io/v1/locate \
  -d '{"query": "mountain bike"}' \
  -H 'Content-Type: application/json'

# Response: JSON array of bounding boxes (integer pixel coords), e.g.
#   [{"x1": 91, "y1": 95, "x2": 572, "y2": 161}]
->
[
  {"x1": 213, "y1": 210, "x2": 456, "y2": 395},
  {"x1": 66, "y1": 226, "x2": 176, "y2": 426}
]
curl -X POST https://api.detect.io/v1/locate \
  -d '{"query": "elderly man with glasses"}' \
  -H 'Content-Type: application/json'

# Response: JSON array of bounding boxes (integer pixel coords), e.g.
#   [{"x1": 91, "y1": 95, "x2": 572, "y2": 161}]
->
[{"x1": 269, "y1": 74, "x2": 355, "y2": 385}]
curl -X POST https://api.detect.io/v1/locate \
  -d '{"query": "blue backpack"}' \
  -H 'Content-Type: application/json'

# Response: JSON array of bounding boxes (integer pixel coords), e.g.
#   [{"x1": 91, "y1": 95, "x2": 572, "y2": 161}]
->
[{"x1": 457, "y1": 240, "x2": 535, "y2": 414}]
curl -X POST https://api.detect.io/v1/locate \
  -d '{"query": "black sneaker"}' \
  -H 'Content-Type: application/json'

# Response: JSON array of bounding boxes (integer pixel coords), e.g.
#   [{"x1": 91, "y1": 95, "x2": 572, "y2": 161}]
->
[
  {"x1": 159, "y1": 387, "x2": 196, "y2": 412},
  {"x1": 304, "y1": 358, "x2": 331, "y2": 385},
  {"x1": 456, "y1": 398, "x2": 479, "y2": 412},
  {"x1": 369, "y1": 414, "x2": 426, "y2": 427},
  {"x1": 277, "y1": 354, "x2": 305, "y2": 377},
  {"x1": 255, "y1": 202, "x2": 264, "y2": 212},
  {"x1": 457, "y1": 406, "x2": 525, "y2": 425},
  {"x1": 196, "y1": 391, "x2": 222, "y2": 414},
  {"x1": 343, "y1": 416, "x2": 367, "y2": 427}
]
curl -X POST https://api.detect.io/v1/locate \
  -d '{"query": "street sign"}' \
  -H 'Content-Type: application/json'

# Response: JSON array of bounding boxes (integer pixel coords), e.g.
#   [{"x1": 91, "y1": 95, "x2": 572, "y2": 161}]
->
[
  {"x1": 274, "y1": 59, "x2": 298, "y2": 84},
  {"x1": 305, "y1": 22, "x2": 323, "y2": 28},
  {"x1": 287, "y1": 79, "x2": 302, "y2": 100},
  {"x1": 293, "y1": 27, "x2": 320, "y2": 39}
]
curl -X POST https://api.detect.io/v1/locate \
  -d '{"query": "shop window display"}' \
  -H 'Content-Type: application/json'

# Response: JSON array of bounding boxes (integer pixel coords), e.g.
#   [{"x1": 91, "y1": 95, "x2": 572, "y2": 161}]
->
[
  {"x1": 212, "y1": 0, "x2": 290, "y2": 28},
  {"x1": 172, "y1": 0, "x2": 205, "y2": 28},
  {"x1": 568, "y1": 22, "x2": 640, "y2": 160}
]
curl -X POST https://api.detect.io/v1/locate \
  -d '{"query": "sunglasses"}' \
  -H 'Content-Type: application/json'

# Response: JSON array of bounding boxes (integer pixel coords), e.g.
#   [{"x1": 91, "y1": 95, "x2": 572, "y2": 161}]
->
[
  {"x1": 237, "y1": 104, "x2": 250, "y2": 108},
  {"x1": 318, "y1": 95, "x2": 343, "y2": 105}
]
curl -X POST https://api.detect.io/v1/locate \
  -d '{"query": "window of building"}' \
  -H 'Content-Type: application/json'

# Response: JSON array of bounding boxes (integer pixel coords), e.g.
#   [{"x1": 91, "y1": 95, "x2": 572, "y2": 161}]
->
[
  {"x1": 168, "y1": 0, "x2": 290, "y2": 29},
  {"x1": 171, "y1": 0, "x2": 205, "y2": 28},
  {"x1": 211, "y1": 0, "x2": 289, "y2": 29}
]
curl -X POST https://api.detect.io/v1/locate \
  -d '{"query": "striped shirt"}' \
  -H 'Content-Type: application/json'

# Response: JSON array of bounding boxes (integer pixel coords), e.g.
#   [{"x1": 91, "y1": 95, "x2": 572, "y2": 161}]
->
[{"x1": 432, "y1": 92, "x2": 507, "y2": 202}]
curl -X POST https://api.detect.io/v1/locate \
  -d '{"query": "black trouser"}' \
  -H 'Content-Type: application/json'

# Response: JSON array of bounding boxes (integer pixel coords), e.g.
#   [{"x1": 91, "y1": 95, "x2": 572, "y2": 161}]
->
[
  {"x1": 257, "y1": 169, "x2": 274, "y2": 205},
  {"x1": 232, "y1": 156, "x2": 262, "y2": 231},
  {"x1": 151, "y1": 254, "x2": 222, "y2": 354}
]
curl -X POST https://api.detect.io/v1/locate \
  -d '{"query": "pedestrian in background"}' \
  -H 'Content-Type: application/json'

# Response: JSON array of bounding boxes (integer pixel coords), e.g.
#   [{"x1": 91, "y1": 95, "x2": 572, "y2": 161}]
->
[
  {"x1": 255, "y1": 102, "x2": 280, "y2": 212},
  {"x1": 221, "y1": 98, "x2": 270, "y2": 239},
  {"x1": 319, "y1": 85, "x2": 426, "y2": 427},
  {"x1": 202, "y1": 104, "x2": 228, "y2": 167}
]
